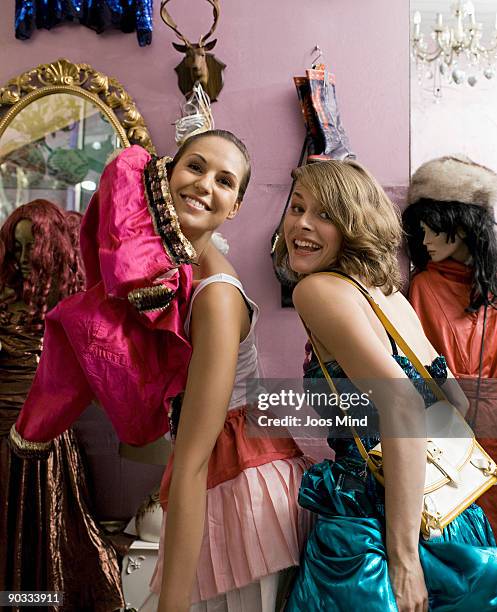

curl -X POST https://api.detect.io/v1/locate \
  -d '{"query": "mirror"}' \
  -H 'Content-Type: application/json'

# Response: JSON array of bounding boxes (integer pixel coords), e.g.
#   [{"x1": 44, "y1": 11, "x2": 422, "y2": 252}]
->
[{"x1": 0, "y1": 59, "x2": 155, "y2": 222}]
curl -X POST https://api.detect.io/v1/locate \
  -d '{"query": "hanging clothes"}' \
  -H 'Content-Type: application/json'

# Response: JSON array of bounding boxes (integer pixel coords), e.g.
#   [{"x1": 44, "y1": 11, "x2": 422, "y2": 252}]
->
[
  {"x1": 294, "y1": 66, "x2": 355, "y2": 161},
  {"x1": 15, "y1": 0, "x2": 154, "y2": 47},
  {"x1": 0, "y1": 260, "x2": 123, "y2": 612}
]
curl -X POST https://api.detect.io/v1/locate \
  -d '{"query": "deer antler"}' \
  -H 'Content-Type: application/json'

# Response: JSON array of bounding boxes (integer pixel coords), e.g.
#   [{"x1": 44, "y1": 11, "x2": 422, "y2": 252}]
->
[
  {"x1": 160, "y1": 0, "x2": 191, "y2": 46},
  {"x1": 199, "y1": 0, "x2": 220, "y2": 46}
]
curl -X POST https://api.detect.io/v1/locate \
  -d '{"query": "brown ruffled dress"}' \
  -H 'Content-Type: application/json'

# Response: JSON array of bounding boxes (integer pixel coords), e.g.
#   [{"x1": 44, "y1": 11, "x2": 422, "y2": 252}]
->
[{"x1": 0, "y1": 305, "x2": 124, "y2": 612}]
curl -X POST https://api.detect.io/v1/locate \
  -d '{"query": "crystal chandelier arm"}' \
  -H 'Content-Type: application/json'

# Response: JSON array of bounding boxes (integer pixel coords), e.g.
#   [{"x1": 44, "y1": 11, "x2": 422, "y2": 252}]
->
[
  {"x1": 474, "y1": 38, "x2": 497, "y2": 55},
  {"x1": 412, "y1": 33, "x2": 444, "y2": 63},
  {"x1": 412, "y1": 42, "x2": 443, "y2": 63}
]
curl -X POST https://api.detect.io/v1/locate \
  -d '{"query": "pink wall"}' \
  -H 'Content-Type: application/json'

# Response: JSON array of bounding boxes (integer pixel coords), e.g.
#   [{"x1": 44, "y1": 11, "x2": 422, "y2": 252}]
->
[{"x1": 0, "y1": 0, "x2": 410, "y2": 380}]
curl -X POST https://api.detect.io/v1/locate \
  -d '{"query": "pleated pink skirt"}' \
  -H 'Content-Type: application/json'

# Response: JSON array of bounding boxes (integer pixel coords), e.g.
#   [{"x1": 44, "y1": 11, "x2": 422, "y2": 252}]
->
[
  {"x1": 150, "y1": 407, "x2": 315, "y2": 606},
  {"x1": 143, "y1": 571, "x2": 285, "y2": 612}
]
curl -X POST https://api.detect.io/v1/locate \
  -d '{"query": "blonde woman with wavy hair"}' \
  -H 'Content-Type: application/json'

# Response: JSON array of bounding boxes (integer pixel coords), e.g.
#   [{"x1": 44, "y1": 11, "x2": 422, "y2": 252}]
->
[
  {"x1": 282, "y1": 160, "x2": 497, "y2": 612},
  {"x1": 275, "y1": 160, "x2": 402, "y2": 292}
]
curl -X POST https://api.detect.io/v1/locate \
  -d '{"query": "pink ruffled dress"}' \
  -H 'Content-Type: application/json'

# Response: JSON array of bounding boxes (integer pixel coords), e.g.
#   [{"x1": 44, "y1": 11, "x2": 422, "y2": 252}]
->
[{"x1": 147, "y1": 274, "x2": 315, "y2": 611}]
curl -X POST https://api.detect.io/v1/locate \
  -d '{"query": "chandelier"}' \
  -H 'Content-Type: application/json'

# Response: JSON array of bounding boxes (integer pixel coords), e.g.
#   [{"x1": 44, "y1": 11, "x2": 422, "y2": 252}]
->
[{"x1": 411, "y1": 1, "x2": 497, "y2": 97}]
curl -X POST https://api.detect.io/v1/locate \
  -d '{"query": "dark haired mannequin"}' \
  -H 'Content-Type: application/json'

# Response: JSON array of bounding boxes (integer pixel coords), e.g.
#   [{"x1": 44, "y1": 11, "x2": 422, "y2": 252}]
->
[
  {"x1": 404, "y1": 156, "x2": 497, "y2": 532},
  {"x1": 0, "y1": 200, "x2": 124, "y2": 610}
]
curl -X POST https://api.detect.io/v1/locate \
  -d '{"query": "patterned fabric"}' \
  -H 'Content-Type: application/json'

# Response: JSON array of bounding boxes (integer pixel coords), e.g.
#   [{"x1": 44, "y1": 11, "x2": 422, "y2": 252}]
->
[
  {"x1": 143, "y1": 156, "x2": 197, "y2": 265},
  {"x1": 15, "y1": 0, "x2": 154, "y2": 46},
  {"x1": 294, "y1": 68, "x2": 355, "y2": 160},
  {"x1": 0, "y1": 306, "x2": 123, "y2": 610},
  {"x1": 287, "y1": 353, "x2": 497, "y2": 611},
  {"x1": 127, "y1": 283, "x2": 175, "y2": 312}
]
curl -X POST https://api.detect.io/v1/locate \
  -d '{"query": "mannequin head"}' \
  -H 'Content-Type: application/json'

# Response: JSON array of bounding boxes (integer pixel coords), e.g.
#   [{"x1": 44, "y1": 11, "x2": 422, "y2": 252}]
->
[
  {"x1": 406, "y1": 156, "x2": 497, "y2": 311},
  {"x1": 13, "y1": 219, "x2": 35, "y2": 280},
  {"x1": 0, "y1": 200, "x2": 84, "y2": 325},
  {"x1": 419, "y1": 221, "x2": 469, "y2": 264},
  {"x1": 403, "y1": 199, "x2": 497, "y2": 311}
]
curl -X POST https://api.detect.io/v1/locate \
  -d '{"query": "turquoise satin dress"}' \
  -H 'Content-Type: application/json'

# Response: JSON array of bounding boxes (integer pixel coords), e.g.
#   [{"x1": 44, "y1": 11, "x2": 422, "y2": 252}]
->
[{"x1": 286, "y1": 351, "x2": 497, "y2": 611}]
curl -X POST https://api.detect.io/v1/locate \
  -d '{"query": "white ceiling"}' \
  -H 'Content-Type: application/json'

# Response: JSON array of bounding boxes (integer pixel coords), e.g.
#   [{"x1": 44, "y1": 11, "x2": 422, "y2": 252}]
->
[{"x1": 412, "y1": 0, "x2": 497, "y2": 29}]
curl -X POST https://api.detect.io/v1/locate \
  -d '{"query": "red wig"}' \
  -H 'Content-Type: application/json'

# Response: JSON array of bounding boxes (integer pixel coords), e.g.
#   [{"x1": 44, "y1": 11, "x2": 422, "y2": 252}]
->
[{"x1": 0, "y1": 200, "x2": 85, "y2": 325}]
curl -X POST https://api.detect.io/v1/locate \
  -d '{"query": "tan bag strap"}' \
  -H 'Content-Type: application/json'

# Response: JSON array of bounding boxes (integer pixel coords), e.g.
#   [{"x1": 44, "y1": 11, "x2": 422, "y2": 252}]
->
[
  {"x1": 305, "y1": 327, "x2": 380, "y2": 474},
  {"x1": 302, "y1": 271, "x2": 448, "y2": 474}
]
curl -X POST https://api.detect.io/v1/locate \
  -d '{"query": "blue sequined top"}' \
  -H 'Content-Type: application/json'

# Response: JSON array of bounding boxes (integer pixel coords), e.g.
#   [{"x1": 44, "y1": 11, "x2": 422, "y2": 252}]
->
[
  {"x1": 15, "y1": 0, "x2": 153, "y2": 46},
  {"x1": 304, "y1": 350, "x2": 448, "y2": 467},
  {"x1": 304, "y1": 349, "x2": 448, "y2": 514}
]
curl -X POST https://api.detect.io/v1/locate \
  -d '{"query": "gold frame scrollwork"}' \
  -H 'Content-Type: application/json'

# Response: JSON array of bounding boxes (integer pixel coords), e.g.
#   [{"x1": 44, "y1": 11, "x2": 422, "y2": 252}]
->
[{"x1": 0, "y1": 58, "x2": 155, "y2": 154}]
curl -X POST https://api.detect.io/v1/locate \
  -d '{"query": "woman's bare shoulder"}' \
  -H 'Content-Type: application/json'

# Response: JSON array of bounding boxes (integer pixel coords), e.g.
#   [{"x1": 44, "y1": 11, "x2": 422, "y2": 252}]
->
[
  {"x1": 199, "y1": 242, "x2": 239, "y2": 280},
  {"x1": 191, "y1": 274, "x2": 248, "y2": 344},
  {"x1": 386, "y1": 289, "x2": 424, "y2": 322},
  {"x1": 292, "y1": 274, "x2": 370, "y2": 351},
  {"x1": 293, "y1": 272, "x2": 363, "y2": 311}
]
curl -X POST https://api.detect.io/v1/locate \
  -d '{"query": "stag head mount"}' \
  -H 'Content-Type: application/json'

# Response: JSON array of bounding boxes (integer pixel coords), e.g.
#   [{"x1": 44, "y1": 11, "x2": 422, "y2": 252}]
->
[{"x1": 161, "y1": 0, "x2": 226, "y2": 102}]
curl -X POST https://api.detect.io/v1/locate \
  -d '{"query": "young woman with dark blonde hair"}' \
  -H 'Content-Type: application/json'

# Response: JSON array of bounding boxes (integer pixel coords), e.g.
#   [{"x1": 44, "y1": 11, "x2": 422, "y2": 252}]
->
[{"x1": 276, "y1": 160, "x2": 497, "y2": 611}]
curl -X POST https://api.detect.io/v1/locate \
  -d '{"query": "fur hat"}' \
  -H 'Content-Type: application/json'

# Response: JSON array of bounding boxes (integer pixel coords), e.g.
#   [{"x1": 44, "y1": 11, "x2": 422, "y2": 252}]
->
[{"x1": 408, "y1": 155, "x2": 497, "y2": 216}]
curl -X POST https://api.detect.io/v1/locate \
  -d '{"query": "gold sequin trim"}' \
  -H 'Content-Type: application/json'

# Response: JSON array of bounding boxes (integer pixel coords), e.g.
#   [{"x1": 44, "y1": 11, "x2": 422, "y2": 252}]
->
[
  {"x1": 128, "y1": 285, "x2": 175, "y2": 312},
  {"x1": 9, "y1": 424, "x2": 52, "y2": 452},
  {"x1": 143, "y1": 156, "x2": 196, "y2": 265}
]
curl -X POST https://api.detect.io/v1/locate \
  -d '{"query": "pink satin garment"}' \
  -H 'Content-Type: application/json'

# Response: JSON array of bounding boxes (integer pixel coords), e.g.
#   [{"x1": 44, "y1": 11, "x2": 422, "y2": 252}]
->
[{"x1": 16, "y1": 146, "x2": 193, "y2": 446}]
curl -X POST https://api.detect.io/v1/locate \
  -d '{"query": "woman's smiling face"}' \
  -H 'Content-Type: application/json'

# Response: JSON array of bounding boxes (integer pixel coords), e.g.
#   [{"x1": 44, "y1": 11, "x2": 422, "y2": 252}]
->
[
  {"x1": 169, "y1": 136, "x2": 247, "y2": 241},
  {"x1": 283, "y1": 181, "x2": 343, "y2": 275}
]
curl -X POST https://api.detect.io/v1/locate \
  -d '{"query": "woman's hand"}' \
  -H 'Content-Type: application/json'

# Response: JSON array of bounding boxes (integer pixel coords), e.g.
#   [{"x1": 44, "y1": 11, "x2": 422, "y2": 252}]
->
[{"x1": 388, "y1": 554, "x2": 428, "y2": 612}]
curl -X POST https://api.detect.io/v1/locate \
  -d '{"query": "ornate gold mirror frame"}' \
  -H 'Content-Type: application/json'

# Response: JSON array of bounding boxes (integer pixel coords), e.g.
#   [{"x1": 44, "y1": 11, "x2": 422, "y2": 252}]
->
[
  {"x1": 0, "y1": 58, "x2": 154, "y2": 153},
  {"x1": 0, "y1": 59, "x2": 155, "y2": 220}
]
